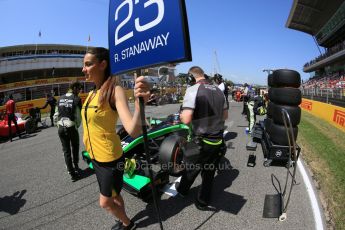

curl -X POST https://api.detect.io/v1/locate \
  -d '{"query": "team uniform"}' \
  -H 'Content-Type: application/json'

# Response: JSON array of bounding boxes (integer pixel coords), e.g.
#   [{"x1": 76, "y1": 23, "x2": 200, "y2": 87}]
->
[
  {"x1": 177, "y1": 79, "x2": 228, "y2": 207},
  {"x1": 247, "y1": 91, "x2": 265, "y2": 133},
  {"x1": 56, "y1": 92, "x2": 82, "y2": 179}
]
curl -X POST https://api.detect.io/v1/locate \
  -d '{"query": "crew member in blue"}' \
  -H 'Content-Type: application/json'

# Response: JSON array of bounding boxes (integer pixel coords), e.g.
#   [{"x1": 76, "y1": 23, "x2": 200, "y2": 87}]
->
[
  {"x1": 40, "y1": 93, "x2": 57, "y2": 127},
  {"x1": 55, "y1": 82, "x2": 82, "y2": 181},
  {"x1": 176, "y1": 66, "x2": 228, "y2": 210}
]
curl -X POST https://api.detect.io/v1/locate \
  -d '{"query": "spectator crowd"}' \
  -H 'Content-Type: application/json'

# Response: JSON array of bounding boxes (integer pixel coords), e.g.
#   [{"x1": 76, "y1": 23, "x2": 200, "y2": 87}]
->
[{"x1": 302, "y1": 73, "x2": 345, "y2": 89}]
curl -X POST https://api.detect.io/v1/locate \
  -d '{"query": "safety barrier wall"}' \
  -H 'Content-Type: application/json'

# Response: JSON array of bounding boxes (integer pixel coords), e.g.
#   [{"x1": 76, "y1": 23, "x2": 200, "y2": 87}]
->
[
  {"x1": 301, "y1": 98, "x2": 345, "y2": 132},
  {"x1": 0, "y1": 86, "x2": 182, "y2": 115},
  {"x1": 0, "y1": 76, "x2": 86, "y2": 92},
  {"x1": 0, "y1": 90, "x2": 134, "y2": 115}
]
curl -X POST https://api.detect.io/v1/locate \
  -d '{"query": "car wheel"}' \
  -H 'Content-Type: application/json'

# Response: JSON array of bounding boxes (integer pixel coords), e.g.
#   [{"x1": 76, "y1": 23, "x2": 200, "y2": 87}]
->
[
  {"x1": 159, "y1": 135, "x2": 186, "y2": 176},
  {"x1": 25, "y1": 118, "x2": 37, "y2": 134}
]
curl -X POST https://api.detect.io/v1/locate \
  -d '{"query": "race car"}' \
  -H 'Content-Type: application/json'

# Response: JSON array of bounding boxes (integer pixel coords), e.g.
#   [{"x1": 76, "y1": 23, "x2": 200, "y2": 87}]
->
[
  {"x1": 0, "y1": 113, "x2": 26, "y2": 137},
  {"x1": 0, "y1": 108, "x2": 45, "y2": 138},
  {"x1": 82, "y1": 113, "x2": 190, "y2": 201}
]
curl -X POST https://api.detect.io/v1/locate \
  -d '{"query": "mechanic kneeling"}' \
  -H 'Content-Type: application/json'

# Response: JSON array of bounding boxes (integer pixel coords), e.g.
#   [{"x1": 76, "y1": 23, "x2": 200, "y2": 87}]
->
[{"x1": 176, "y1": 66, "x2": 228, "y2": 210}]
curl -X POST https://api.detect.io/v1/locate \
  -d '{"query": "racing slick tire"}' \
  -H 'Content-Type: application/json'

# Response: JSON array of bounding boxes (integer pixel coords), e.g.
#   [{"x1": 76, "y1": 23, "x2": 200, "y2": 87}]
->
[
  {"x1": 269, "y1": 102, "x2": 301, "y2": 126},
  {"x1": 159, "y1": 135, "x2": 186, "y2": 176},
  {"x1": 268, "y1": 87, "x2": 301, "y2": 106},
  {"x1": 25, "y1": 118, "x2": 37, "y2": 134},
  {"x1": 264, "y1": 118, "x2": 273, "y2": 132},
  {"x1": 266, "y1": 122, "x2": 298, "y2": 146},
  {"x1": 272, "y1": 69, "x2": 301, "y2": 88},
  {"x1": 267, "y1": 102, "x2": 273, "y2": 118},
  {"x1": 267, "y1": 74, "x2": 274, "y2": 87}
]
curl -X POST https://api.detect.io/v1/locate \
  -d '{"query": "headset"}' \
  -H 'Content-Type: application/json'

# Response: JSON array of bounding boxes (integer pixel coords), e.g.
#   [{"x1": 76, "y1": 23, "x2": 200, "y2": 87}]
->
[
  {"x1": 213, "y1": 73, "x2": 223, "y2": 84},
  {"x1": 186, "y1": 73, "x2": 196, "y2": 86},
  {"x1": 204, "y1": 74, "x2": 211, "y2": 80}
]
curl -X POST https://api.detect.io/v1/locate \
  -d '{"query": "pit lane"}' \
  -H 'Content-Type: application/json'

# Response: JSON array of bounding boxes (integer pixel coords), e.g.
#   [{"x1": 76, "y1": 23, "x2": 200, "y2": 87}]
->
[{"x1": 0, "y1": 101, "x2": 323, "y2": 230}]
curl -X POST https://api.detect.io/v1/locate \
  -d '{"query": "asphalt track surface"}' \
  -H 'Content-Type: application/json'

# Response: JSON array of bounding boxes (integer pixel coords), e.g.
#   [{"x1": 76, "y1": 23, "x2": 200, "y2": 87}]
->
[{"x1": 0, "y1": 100, "x2": 324, "y2": 230}]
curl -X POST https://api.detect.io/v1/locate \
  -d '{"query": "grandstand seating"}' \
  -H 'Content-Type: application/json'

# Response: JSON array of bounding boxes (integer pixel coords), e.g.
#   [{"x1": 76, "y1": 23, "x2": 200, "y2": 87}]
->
[{"x1": 303, "y1": 75, "x2": 345, "y2": 89}]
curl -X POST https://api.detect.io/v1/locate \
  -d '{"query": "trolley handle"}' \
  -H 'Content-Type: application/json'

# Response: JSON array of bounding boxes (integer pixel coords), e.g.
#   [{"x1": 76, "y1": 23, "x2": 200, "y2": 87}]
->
[
  {"x1": 281, "y1": 109, "x2": 298, "y2": 161},
  {"x1": 280, "y1": 108, "x2": 299, "y2": 214}
]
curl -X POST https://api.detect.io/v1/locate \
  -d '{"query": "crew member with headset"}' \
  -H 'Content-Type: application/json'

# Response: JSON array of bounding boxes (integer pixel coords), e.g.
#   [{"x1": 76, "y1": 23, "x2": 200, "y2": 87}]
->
[
  {"x1": 214, "y1": 73, "x2": 229, "y2": 107},
  {"x1": 176, "y1": 66, "x2": 228, "y2": 210}
]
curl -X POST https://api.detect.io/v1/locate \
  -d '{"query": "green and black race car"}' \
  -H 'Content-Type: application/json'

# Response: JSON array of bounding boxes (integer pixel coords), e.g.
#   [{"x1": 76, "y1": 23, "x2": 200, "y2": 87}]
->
[{"x1": 82, "y1": 113, "x2": 190, "y2": 201}]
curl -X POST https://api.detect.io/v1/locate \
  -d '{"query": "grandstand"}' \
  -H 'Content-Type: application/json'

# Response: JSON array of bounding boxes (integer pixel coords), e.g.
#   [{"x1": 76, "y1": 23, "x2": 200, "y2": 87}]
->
[
  {"x1": 0, "y1": 44, "x2": 176, "y2": 106},
  {"x1": 0, "y1": 44, "x2": 93, "y2": 105},
  {"x1": 286, "y1": 0, "x2": 345, "y2": 106}
]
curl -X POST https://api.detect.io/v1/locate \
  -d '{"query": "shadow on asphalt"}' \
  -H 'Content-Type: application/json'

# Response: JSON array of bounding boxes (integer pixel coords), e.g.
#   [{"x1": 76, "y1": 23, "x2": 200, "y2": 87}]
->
[
  {"x1": 76, "y1": 167, "x2": 95, "y2": 181},
  {"x1": 19, "y1": 133, "x2": 38, "y2": 139},
  {"x1": 0, "y1": 190, "x2": 27, "y2": 215},
  {"x1": 132, "y1": 159, "x2": 245, "y2": 229},
  {"x1": 225, "y1": 142, "x2": 235, "y2": 150},
  {"x1": 224, "y1": 132, "x2": 237, "y2": 141},
  {"x1": 0, "y1": 137, "x2": 11, "y2": 143},
  {"x1": 212, "y1": 164, "x2": 245, "y2": 215},
  {"x1": 0, "y1": 133, "x2": 37, "y2": 143},
  {"x1": 36, "y1": 126, "x2": 49, "y2": 131}
]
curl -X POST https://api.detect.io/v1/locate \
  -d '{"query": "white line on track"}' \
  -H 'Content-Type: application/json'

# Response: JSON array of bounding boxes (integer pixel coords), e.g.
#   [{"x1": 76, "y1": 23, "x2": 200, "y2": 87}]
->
[{"x1": 297, "y1": 160, "x2": 325, "y2": 230}]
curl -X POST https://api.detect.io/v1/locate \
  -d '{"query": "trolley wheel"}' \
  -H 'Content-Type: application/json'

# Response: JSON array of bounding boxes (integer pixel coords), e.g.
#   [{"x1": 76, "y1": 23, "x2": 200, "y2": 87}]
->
[
  {"x1": 286, "y1": 161, "x2": 290, "y2": 168},
  {"x1": 263, "y1": 159, "x2": 272, "y2": 167},
  {"x1": 279, "y1": 213, "x2": 287, "y2": 221}
]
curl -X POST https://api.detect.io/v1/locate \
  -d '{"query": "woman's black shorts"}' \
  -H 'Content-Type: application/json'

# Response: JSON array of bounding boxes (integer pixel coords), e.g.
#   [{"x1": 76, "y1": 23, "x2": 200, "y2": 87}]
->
[{"x1": 91, "y1": 156, "x2": 124, "y2": 197}]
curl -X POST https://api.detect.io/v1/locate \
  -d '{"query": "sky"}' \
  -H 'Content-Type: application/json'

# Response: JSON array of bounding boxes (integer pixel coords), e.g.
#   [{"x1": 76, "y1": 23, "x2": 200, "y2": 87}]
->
[{"x1": 0, "y1": 0, "x2": 322, "y2": 85}]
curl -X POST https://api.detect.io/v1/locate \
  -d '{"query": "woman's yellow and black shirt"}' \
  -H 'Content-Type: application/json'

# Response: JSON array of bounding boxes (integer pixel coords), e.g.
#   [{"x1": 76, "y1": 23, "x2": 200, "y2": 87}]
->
[{"x1": 81, "y1": 90, "x2": 122, "y2": 162}]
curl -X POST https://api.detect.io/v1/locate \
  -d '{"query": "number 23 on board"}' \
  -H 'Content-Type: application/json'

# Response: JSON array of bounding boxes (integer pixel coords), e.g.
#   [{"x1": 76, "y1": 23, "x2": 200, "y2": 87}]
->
[{"x1": 114, "y1": 0, "x2": 165, "y2": 45}]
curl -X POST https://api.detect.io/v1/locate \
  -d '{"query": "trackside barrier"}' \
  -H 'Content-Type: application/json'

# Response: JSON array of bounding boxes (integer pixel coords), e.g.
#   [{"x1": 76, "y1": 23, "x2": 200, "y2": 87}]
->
[
  {"x1": 0, "y1": 87, "x2": 182, "y2": 115},
  {"x1": 300, "y1": 98, "x2": 345, "y2": 132},
  {"x1": 0, "y1": 90, "x2": 135, "y2": 115},
  {"x1": 0, "y1": 77, "x2": 87, "y2": 92}
]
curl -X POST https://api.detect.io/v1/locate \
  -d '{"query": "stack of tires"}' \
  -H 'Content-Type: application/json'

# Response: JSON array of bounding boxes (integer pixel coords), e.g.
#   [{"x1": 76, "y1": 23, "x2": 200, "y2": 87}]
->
[{"x1": 265, "y1": 69, "x2": 301, "y2": 146}]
